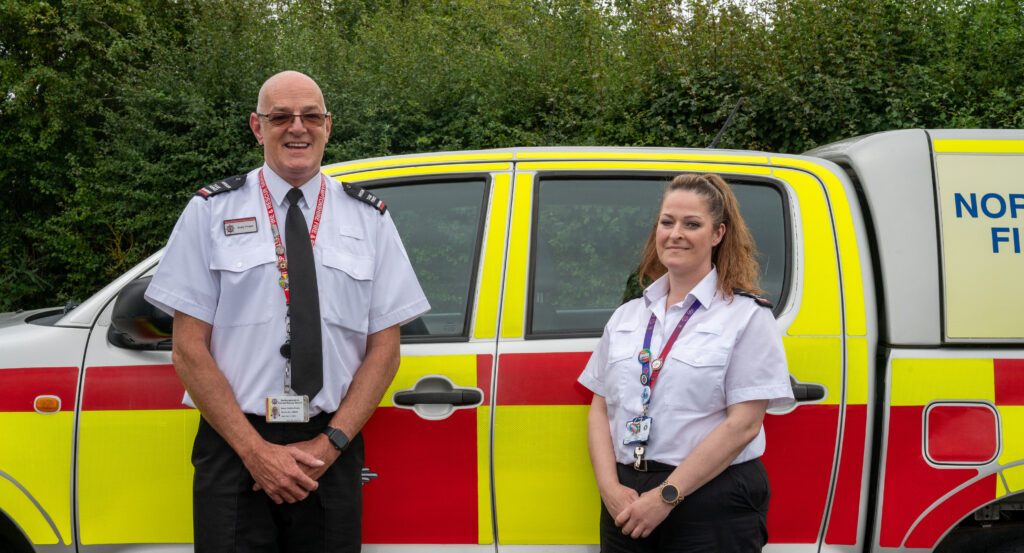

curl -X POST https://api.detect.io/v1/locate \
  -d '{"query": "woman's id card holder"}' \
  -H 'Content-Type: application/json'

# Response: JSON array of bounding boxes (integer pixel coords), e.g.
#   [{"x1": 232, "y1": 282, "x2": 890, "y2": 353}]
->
[
  {"x1": 266, "y1": 395, "x2": 310, "y2": 423},
  {"x1": 622, "y1": 415, "x2": 652, "y2": 445}
]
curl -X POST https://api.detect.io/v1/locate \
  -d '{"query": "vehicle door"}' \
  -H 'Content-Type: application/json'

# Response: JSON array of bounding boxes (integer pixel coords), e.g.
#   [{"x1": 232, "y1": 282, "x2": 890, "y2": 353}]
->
[
  {"x1": 489, "y1": 151, "x2": 864, "y2": 552},
  {"x1": 73, "y1": 156, "x2": 512, "y2": 552},
  {"x1": 76, "y1": 255, "x2": 193, "y2": 551},
  {"x1": 325, "y1": 155, "x2": 515, "y2": 551}
]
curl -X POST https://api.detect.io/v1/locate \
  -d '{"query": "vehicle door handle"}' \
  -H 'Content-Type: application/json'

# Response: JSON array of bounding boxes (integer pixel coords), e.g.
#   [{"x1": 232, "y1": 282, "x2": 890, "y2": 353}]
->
[
  {"x1": 790, "y1": 376, "x2": 827, "y2": 402},
  {"x1": 390, "y1": 375, "x2": 484, "y2": 420},
  {"x1": 393, "y1": 389, "x2": 482, "y2": 406}
]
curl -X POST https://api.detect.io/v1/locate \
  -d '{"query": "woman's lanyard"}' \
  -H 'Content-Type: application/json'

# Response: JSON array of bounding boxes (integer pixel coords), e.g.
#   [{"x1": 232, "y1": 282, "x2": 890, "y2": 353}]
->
[
  {"x1": 628, "y1": 298, "x2": 701, "y2": 469},
  {"x1": 257, "y1": 169, "x2": 326, "y2": 395},
  {"x1": 638, "y1": 298, "x2": 701, "y2": 415}
]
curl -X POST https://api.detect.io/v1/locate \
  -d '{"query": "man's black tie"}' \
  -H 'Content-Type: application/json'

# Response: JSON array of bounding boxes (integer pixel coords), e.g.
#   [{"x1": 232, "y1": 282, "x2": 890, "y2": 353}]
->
[{"x1": 285, "y1": 187, "x2": 323, "y2": 398}]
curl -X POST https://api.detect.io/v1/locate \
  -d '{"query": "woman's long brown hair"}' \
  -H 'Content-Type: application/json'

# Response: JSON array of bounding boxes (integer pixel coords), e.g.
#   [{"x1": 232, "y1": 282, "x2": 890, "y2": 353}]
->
[{"x1": 635, "y1": 173, "x2": 762, "y2": 298}]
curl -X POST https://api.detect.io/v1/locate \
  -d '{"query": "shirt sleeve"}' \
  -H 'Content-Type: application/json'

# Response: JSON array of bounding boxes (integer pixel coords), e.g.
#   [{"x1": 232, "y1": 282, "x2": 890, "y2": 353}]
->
[
  {"x1": 578, "y1": 320, "x2": 613, "y2": 397},
  {"x1": 365, "y1": 211, "x2": 431, "y2": 335},
  {"x1": 724, "y1": 306, "x2": 795, "y2": 409},
  {"x1": 144, "y1": 197, "x2": 220, "y2": 323}
]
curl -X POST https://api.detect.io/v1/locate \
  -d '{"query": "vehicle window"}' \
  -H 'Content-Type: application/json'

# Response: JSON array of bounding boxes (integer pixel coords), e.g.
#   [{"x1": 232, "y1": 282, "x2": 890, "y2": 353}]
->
[
  {"x1": 375, "y1": 179, "x2": 488, "y2": 340},
  {"x1": 529, "y1": 176, "x2": 787, "y2": 336}
]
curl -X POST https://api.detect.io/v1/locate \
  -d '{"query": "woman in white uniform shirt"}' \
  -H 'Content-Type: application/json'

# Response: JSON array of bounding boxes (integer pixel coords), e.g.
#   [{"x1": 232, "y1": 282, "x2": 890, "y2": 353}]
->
[{"x1": 579, "y1": 173, "x2": 793, "y2": 552}]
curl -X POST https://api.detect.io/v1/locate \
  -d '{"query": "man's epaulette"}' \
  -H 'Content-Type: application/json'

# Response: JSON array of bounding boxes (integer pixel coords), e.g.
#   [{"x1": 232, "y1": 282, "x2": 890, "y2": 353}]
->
[
  {"x1": 734, "y1": 289, "x2": 774, "y2": 309},
  {"x1": 341, "y1": 181, "x2": 387, "y2": 215},
  {"x1": 196, "y1": 174, "x2": 247, "y2": 199}
]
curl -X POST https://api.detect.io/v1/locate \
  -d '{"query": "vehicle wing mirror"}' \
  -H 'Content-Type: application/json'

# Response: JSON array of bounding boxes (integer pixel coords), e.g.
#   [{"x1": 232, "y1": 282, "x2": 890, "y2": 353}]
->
[{"x1": 108, "y1": 276, "x2": 173, "y2": 350}]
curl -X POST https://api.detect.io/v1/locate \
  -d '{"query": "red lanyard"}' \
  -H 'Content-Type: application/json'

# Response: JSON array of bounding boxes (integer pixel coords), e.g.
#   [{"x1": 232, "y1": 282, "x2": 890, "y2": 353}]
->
[
  {"x1": 639, "y1": 299, "x2": 701, "y2": 393},
  {"x1": 258, "y1": 169, "x2": 326, "y2": 305}
]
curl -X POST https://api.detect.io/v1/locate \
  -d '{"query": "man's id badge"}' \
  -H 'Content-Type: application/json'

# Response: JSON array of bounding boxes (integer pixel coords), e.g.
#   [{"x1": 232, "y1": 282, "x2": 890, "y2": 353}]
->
[
  {"x1": 622, "y1": 415, "x2": 652, "y2": 445},
  {"x1": 266, "y1": 395, "x2": 310, "y2": 423}
]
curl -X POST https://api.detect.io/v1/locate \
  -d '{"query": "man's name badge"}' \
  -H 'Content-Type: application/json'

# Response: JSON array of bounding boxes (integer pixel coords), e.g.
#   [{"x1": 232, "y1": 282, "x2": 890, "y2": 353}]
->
[
  {"x1": 266, "y1": 395, "x2": 310, "y2": 423},
  {"x1": 224, "y1": 217, "x2": 258, "y2": 236},
  {"x1": 622, "y1": 415, "x2": 652, "y2": 445}
]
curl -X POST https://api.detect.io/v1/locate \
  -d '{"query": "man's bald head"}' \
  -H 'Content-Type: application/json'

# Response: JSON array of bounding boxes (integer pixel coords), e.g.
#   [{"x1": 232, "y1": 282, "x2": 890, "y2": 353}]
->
[
  {"x1": 256, "y1": 71, "x2": 327, "y2": 113},
  {"x1": 249, "y1": 70, "x2": 332, "y2": 187}
]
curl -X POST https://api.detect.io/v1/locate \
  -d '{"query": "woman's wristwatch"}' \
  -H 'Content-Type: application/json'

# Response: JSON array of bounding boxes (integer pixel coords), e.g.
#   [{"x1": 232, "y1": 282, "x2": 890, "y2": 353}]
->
[{"x1": 658, "y1": 481, "x2": 684, "y2": 506}]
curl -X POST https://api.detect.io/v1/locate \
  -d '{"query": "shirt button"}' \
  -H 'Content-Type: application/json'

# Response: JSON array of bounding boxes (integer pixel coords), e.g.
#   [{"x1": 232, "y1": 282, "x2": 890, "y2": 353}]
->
[{"x1": 236, "y1": 261, "x2": 243, "y2": 268}]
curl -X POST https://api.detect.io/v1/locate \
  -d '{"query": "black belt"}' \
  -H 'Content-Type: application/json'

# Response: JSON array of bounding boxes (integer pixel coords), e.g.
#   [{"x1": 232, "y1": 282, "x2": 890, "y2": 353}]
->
[{"x1": 620, "y1": 460, "x2": 675, "y2": 472}]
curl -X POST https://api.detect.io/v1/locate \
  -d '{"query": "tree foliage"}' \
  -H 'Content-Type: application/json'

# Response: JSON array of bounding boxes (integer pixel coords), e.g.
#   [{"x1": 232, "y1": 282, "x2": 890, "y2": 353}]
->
[{"x1": 2, "y1": 0, "x2": 1023, "y2": 310}]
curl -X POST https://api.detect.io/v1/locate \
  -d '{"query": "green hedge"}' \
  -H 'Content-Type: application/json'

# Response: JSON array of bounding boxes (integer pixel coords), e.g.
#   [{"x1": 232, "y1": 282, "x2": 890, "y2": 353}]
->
[{"x1": 3, "y1": 0, "x2": 1023, "y2": 310}]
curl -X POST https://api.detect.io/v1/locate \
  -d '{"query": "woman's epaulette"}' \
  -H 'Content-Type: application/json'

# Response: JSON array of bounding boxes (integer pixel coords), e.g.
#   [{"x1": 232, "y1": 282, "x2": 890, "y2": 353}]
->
[
  {"x1": 733, "y1": 289, "x2": 773, "y2": 309},
  {"x1": 341, "y1": 181, "x2": 387, "y2": 214},
  {"x1": 196, "y1": 174, "x2": 247, "y2": 199}
]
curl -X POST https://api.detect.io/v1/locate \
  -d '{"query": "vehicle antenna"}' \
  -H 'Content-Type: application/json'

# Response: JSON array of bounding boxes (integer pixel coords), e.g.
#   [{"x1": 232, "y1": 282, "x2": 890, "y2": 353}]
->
[{"x1": 709, "y1": 97, "x2": 745, "y2": 149}]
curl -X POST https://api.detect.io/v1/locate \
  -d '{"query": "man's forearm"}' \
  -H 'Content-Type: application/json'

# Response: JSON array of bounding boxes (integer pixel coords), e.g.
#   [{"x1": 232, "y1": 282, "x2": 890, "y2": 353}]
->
[
  {"x1": 328, "y1": 324, "x2": 401, "y2": 437},
  {"x1": 172, "y1": 313, "x2": 262, "y2": 456}
]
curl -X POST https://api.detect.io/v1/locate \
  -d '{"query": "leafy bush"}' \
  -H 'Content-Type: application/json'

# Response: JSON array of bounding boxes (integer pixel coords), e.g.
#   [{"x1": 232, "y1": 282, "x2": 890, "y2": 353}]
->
[{"x1": 2, "y1": 0, "x2": 1022, "y2": 310}]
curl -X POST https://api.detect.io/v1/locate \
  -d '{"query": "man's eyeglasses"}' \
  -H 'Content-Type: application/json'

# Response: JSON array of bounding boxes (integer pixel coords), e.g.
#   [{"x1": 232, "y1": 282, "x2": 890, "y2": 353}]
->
[{"x1": 257, "y1": 112, "x2": 331, "y2": 128}]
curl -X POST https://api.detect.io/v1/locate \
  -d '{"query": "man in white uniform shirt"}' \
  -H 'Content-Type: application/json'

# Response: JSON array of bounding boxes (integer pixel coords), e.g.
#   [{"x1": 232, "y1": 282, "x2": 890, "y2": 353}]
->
[{"x1": 146, "y1": 71, "x2": 429, "y2": 552}]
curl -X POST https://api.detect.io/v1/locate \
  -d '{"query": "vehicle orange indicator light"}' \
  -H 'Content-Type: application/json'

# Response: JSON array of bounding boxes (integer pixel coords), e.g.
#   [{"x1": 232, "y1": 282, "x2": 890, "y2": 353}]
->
[{"x1": 35, "y1": 395, "x2": 61, "y2": 414}]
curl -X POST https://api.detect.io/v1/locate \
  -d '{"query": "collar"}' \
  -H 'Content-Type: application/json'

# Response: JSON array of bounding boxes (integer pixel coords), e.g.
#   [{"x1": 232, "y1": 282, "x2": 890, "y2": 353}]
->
[
  {"x1": 642, "y1": 267, "x2": 720, "y2": 314},
  {"x1": 262, "y1": 164, "x2": 323, "y2": 208}
]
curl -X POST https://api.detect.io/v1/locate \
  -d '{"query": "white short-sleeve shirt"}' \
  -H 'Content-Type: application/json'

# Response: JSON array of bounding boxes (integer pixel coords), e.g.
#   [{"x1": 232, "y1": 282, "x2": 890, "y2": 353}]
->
[
  {"x1": 578, "y1": 268, "x2": 793, "y2": 466},
  {"x1": 145, "y1": 165, "x2": 430, "y2": 416}
]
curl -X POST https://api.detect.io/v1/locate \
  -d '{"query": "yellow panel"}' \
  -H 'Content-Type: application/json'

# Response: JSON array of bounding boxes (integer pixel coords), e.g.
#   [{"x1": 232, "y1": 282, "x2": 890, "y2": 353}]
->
[
  {"x1": 500, "y1": 173, "x2": 532, "y2": 338},
  {"x1": 0, "y1": 411, "x2": 74, "y2": 544},
  {"x1": 933, "y1": 139, "x2": 1024, "y2": 154},
  {"x1": 773, "y1": 168, "x2": 842, "y2": 336},
  {"x1": 325, "y1": 152, "x2": 515, "y2": 174},
  {"x1": 1004, "y1": 465, "x2": 1024, "y2": 495},
  {"x1": 999, "y1": 406, "x2": 1024, "y2": 492},
  {"x1": 772, "y1": 158, "x2": 867, "y2": 336},
  {"x1": 515, "y1": 151, "x2": 769, "y2": 164},
  {"x1": 379, "y1": 355, "x2": 479, "y2": 408},
  {"x1": 477, "y1": 405, "x2": 494, "y2": 544},
  {"x1": 847, "y1": 337, "x2": 869, "y2": 405},
  {"x1": 474, "y1": 175, "x2": 511, "y2": 339},
  {"x1": 0, "y1": 478, "x2": 56, "y2": 545},
  {"x1": 935, "y1": 155, "x2": 1024, "y2": 339},
  {"x1": 783, "y1": 337, "x2": 842, "y2": 406},
  {"x1": 493, "y1": 405, "x2": 599, "y2": 544},
  {"x1": 335, "y1": 163, "x2": 511, "y2": 182},
  {"x1": 516, "y1": 161, "x2": 771, "y2": 175},
  {"x1": 890, "y1": 359, "x2": 995, "y2": 406},
  {"x1": 78, "y1": 409, "x2": 199, "y2": 544}
]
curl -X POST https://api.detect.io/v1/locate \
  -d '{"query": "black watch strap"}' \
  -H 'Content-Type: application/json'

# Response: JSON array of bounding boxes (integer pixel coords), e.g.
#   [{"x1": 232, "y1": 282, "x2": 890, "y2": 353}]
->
[{"x1": 322, "y1": 426, "x2": 350, "y2": 452}]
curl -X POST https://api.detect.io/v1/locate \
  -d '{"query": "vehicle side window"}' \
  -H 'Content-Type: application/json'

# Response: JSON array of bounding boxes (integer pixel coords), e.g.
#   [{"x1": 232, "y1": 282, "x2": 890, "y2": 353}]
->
[
  {"x1": 529, "y1": 176, "x2": 788, "y2": 336},
  {"x1": 375, "y1": 179, "x2": 488, "y2": 340}
]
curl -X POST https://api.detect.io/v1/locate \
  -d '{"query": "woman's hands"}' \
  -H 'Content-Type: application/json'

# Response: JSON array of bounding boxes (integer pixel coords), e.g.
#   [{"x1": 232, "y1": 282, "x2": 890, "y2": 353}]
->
[
  {"x1": 600, "y1": 482, "x2": 640, "y2": 520},
  {"x1": 613, "y1": 487, "x2": 673, "y2": 539}
]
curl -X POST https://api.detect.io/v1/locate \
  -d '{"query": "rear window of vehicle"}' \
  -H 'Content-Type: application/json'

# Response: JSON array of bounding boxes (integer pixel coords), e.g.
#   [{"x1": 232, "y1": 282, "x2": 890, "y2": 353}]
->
[{"x1": 528, "y1": 175, "x2": 788, "y2": 337}]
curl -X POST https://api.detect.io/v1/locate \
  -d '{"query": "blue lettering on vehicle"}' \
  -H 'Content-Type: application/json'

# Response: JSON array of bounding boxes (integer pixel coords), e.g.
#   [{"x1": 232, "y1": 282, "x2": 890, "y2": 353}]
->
[
  {"x1": 991, "y1": 227, "x2": 1022, "y2": 254},
  {"x1": 953, "y1": 193, "x2": 1024, "y2": 253}
]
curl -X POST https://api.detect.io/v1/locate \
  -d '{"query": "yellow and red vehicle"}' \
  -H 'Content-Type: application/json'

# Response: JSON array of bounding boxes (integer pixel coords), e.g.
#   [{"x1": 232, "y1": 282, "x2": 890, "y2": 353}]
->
[{"x1": 1, "y1": 129, "x2": 1022, "y2": 552}]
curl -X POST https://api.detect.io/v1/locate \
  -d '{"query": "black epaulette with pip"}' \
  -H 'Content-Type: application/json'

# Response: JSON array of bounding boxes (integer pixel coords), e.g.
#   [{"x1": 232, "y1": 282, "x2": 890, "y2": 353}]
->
[
  {"x1": 196, "y1": 174, "x2": 247, "y2": 199},
  {"x1": 734, "y1": 289, "x2": 774, "y2": 309},
  {"x1": 341, "y1": 181, "x2": 387, "y2": 215}
]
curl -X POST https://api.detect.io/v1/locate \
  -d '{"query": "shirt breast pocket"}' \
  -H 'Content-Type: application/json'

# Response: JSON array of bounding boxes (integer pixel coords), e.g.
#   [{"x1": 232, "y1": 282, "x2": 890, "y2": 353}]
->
[
  {"x1": 605, "y1": 343, "x2": 638, "y2": 408},
  {"x1": 661, "y1": 348, "x2": 729, "y2": 412},
  {"x1": 320, "y1": 248, "x2": 373, "y2": 333},
  {"x1": 210, "y1": 246, "x2": 276, "y2": 327}
]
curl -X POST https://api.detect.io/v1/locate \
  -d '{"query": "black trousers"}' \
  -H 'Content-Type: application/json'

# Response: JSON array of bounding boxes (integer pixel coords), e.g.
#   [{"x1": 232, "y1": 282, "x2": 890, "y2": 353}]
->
[
  {"x1": 600, "y1": 458, "x2": 770, "y2": 553},
  {"x1": 191, "y1": 413, "x2": 364, "y2": 553}
]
